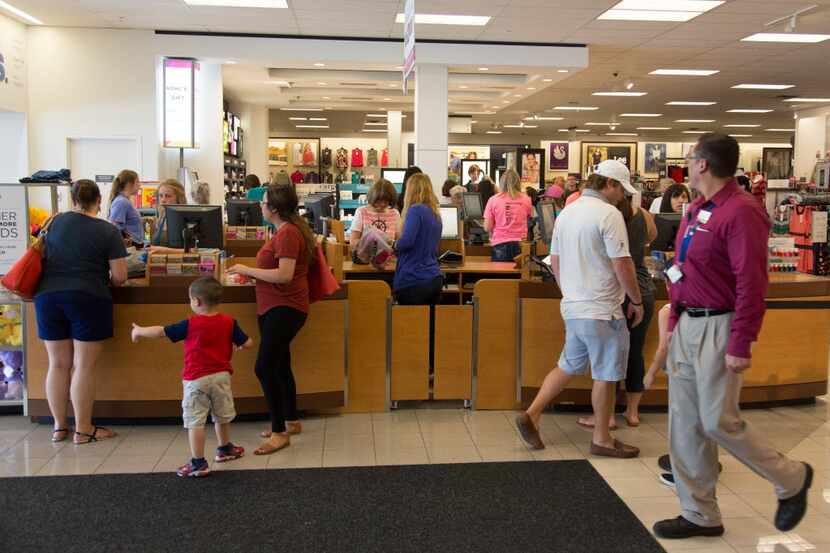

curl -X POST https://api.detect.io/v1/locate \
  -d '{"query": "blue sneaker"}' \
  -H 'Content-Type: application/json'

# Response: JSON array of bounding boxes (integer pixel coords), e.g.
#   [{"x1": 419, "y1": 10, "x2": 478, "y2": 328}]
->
[{"x1": 177, "y1": 458, "x2": 210, "y2": 478}]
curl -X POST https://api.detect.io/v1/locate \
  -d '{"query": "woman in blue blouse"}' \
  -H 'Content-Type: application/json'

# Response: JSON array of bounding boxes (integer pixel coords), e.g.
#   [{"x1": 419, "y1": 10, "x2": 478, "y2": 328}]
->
[{"x1": 108, "y1": 170, "x2": 143, "y2": 243}]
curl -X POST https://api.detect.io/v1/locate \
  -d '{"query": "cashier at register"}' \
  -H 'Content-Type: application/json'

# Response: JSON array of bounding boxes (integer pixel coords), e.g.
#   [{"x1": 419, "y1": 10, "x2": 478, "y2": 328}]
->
[{"x1": 149, "y1": 179, "x2": 187, "y2": 254}]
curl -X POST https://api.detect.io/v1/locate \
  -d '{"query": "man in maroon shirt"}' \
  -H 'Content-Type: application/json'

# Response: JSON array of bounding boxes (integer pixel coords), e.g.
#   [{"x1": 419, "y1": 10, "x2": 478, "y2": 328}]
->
[{"x1": 654, "y1": 134, "x2": 812, "y2": 540}]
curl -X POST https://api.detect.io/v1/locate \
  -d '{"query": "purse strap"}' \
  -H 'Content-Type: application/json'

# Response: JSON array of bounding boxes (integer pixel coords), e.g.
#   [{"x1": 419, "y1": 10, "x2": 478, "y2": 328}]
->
[{"x1": 32, "y1": 213, "x2": 59, "y2": 252}]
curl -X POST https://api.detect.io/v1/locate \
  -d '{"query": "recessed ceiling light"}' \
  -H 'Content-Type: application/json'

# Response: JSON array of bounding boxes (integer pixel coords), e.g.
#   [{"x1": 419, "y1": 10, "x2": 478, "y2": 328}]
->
[
  {"x1": 459, "y1": 85, "x2": 469, "y2": 89},
  {"x1": 592, "y1": 91, "x2": 647, "y2": 97},
  {"x1": 542, "y1": 78, "x2": 553, "y2": 82},
  {"x1": 363, "y1": 129, "x2": 387, "y2": 133},
  {"x1": 313, "y1": 62, "x2": 325, "y2": 67},
  {"x1": 742, "y1": 33, "x2": 830, "y2": 44},
  {"x1": 504, "y1": 124, "x2": 525, "y2": 128},
  {"x1": 295, "y1": 124, "x2": 329, "y2": 128},
  {"x1": 322, "y1": 96, "x2": 331, "y2": 100},
  {"x1": 728, "y1": 134, "x2": 753, "y2": 138},
  {"x1": 491, "y1": 106, "x2": 500, "y2": 109},
  {"x1": 682, "y1": 130, "x2": 708, "y2": 134},
  {"x1": 650, "y1": 69, "x2": 719, "y2": 76},
  {"x1": 727, "y1": 109, "x2": 773, "y2": 113},
  {"x1": 367, "y1": 113, "x2": 388, "y2": 117},
  {"x1": 523, "y1": 116, "x2": 564, "y2": 121},
  {"x1": 620, "y1": 113, "x2": 662, "y2": 117},
  {"x1": 280, "y1": 108, "x2": 324, "y2": 111},
  {"x1": 288, "y1": 117, "x2": 307, "y2": 121},
  {"x1": 586, "y1": 122, "x2": 613, "y2": 126},
  {"x1": 783, "y1": 98, "x2": 830, "y2": 103},
  {"x1": 557, "y1": 69, "x2": 569, "y2": 73},
  {"x1": 503, "y1": 100, "x2": 510, "y2": 104},
  {"x1": 598, "y1": 1, "x2": 724, "y2": 22},
  {"x1": 599, "y1": 10, "x2": 702, "y2": 22},
  {"x1": 394, "y1": 13, "x2": 491, "y2": 26},
  {"x1": 0, "y1": 0, "x2": 44, "y2": 24},
  {"x1": 526, "y1": 87, "x2": 536, "y2": 91},
  {"x1": 765, "y1": 128, "x2": 795, "y2": 132},
  {"x1": 309, "y1": 117, "x2": 327, "y2": 121},
  {"x1": 470, "y1": 120, "x2": 478, "y2": 123},
  {"x1": 383, "y1": 98, "x2": 392, "y2": 101},
  {"x1": 732, "y1": 84, "x2": 795, "y2": 90},
  {"x1": 514, "y1": 94, "x2": 522, "y2": 97},
  {"x1": 666, "y1": 101, "x2": 717, "y2": 106},
  {"x1": 606, "y1": 132, "x2": 638, "y2": 136},
  {"x1": 523, "y1": 125, "x2": 539, "y2": 128},
  {"x1": 637, "y1": 127, "x2": 672, "y2": 130},
  {"x1": 553, "y1": 106, "x2": 599, "y2": 111},
  {"x1": 388, "y1": 83, "x2": 397, "y2": 87},
  {"x1": 486, "y1": 130, "x2": 503, "y2": 134},
  {"x1": 317, "y1": 82, "x2": 327, "y2": 86},
  {"x1": 479, "y1": 67, "x2": 489, "y2": 71},
  {"x1": 364, "y1": 122, "x2": 387, "y2": 126},
  {"x1": 559, "y1": 129, "x2": 589, "y2": 132},
  {"x1": 724, "y1": 124, "x2": 760, "y2": 128},
  {"x1": 185, "y1": 0, "x2": 287, "y2": 5},
  {"x1": 676, "y1": 119, "x2": 715, "y2": 123}
]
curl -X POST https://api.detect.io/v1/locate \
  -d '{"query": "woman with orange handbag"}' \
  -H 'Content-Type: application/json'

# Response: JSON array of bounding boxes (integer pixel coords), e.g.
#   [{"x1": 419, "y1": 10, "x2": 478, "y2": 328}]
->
[{"x1": 33, "y1": 180, "x2": 129, "y2": 444}]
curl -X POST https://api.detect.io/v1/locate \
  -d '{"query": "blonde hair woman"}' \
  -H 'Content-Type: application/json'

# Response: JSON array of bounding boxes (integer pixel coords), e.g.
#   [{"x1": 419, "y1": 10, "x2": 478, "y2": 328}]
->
[
  {"x1": 149, "y1": 178, "x2": 187, "y2": 254},
  {"x1": 484, "y1": 169, "x2": 533, "y2": 261},
  {"x1": 395, "y1": 173, "x2": 442, "y2": 305}
]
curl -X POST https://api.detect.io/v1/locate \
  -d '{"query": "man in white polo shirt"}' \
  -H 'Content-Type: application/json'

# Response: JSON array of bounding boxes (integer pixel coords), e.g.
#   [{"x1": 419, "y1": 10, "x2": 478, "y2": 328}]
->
[{"x1": 516, "y1": 160, "x2": 645, "y2": 458}]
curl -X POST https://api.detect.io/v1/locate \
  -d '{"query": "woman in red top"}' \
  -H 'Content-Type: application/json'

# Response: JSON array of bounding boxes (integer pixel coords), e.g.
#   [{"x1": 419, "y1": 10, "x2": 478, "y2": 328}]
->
[{"x1": 227, "y1": 185, "x2": 315, "y2": 455}]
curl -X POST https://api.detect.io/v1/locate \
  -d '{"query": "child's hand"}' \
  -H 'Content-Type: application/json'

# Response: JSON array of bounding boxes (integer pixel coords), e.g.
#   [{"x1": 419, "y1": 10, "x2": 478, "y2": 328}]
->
[{"x1": 131, "y1": 323, "x2": 141, "y2": 343}]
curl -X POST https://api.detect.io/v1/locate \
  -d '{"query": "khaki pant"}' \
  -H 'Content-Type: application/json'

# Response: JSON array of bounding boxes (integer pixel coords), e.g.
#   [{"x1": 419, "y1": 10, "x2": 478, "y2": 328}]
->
[{"x1": 667, "y1": 312, "x2": 806, "y2": 527}]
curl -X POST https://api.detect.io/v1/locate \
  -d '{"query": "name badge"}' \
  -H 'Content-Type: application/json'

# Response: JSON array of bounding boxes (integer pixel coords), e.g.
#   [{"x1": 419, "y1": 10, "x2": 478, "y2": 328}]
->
[
  {"x1": 697, "y1": 210, "x2": 712, "y2": 224},
  {"x1": 666, "y1": 264, "x2": 684, "y2": 284}
]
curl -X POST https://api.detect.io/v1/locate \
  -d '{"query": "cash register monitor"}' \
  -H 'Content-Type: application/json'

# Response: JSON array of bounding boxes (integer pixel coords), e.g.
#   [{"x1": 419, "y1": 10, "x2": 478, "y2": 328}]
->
[
  {"x1": 165, "y1": 205, "x2": 224, "y2": 251},
  {"x1": 226, "y1": 199, "x2": 264, "y2": 227},
  {"x1": 304, "y1": 193, "x2": 336, "y2": 235},
  {"x1": 439, "y1": 206, "x2": 460, "y2": 239},
  {"x1": 462, "y1": 192, "x2": 484, "y2": 220},
  {"x1": 652, "y1": 213, "x2": 682, "y2": 252}
]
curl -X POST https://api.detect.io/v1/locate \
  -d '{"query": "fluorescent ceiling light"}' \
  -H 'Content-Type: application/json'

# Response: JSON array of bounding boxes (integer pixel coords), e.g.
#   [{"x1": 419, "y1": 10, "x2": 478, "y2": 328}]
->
[
  {"x1": 526, "y1": 87, "x2": 536, "y2": 91},
  {"x1": 598, "y1": 0, "x2": 723, "y2": 22},
  {"x1": 459, "y1": 85, "x2": 469, "y2": 89},
  {"x1": 666, "y1": 101, "x2": 717, "y2": 106},
  {"x1": 184, "y1": 0, "x2": 287, "y2": 6},
  {"x1": 523, "y1": 125, "x2": 538, "y2": 128},
  {"x1": 650, "y1": 69, "x2": 719, "y2": 76},
  {"x1": 637, "y1": 127, "x2": 672, "y2": 130},
  {"x1": 288, "y1": 117, "x2": 307, "y2": 121},
  {"x1": 295, "y1": 125, "x2": 329, "y2": 129},
  {"x1": 606, "y1": 132, "x2": 638, "y2": 136},
  {"x1": 559, "y1": 129, "x2": 589, "y2": 132},
  {"x1": 727, "y1": 109, "x2": 773, "y2": 113},
  {"x1": 553, "y1": 106, "x2": 599, "y2": 111},
  {"x1": 366, "y1": 113, "x2": 388, "y2": 117},
  {"x1": 766, "y1": 128, "x2": 795, "y2": 132},
  {"x1": 586, "y1": 122, "x2": 613, "y2": 126},
  {"x1": 676, "y1": 119, "x2": 715, "y2": 123},
  {"x1": 729, "y1": 134, "x2": 753, "y2": 137},
  {"x1": 313, "y1": 63, "x2": 326, "y2": 67},
  {"x1": 394, "y1": 13, "x2": 491, "y2": 26},
  {"x1": 309, "y1": 117, "x2": 327, "y2": 121},
  {"x1": 557, "y1": 69, "x2": 569, "y2": 73},
  {"x1": 363, "y1": 129, "x2": 387, "y2": 133},
  {"x1": 523, "y1": 116, "x2": 564, "y2": 121},
  {"x1": 620, "y1": 113, "x2": 662, "y2": 117},
  {"x1": 486, "y1": 131, "x2": 503, "y2": 134},
  {"x1": 280, "y1": 108, "x2": 324, "y2": 111},
  {"x1": 364, "y1": 122, "x2": 387, "y2": 126},
  {"x1": 225, "y1": 60, "x2": 237, "y2": 64},
  {"x1": 682, "y1": 130, "x2": 708, "y2": 134},
  {"x1": 783, "y1": 98, "x2": 830, "y2": 103},
  {"x1": 732, "y1": 84, "x2": 794, "y2": 90},
  {"x1": 504, "y1": 124, "x2": 524, "y2": 128},
  {"x1": 593, "y1": 91, "x2": 647, "y2": 97},
  {"x1": 478, "y1": 67, "x2": 489, "y2": 71},
  {"x1": 542, "y1": 78, "x2": 553, "y2": 82},
  {"x1": 383, "y1": 98, "x2": 392, "y2": 101},
  {"x1": 317, "y1": 82, "x2": 327, "y2": 86},
  {"x1": 322, "y1": 96, "x2": 331, "y2": 100},
  {"x1": 599, "y1": 10, "x2": 701, "y2": 21},
  {"x1": 0, "y1": 0, "x2": 43, "y2": 24},
  {"x1": 742, "y1": 33, "x2": 830, "y2": 44},
  {"x1": 724, "y1": 124, "x2": 760, "y2": 128}
]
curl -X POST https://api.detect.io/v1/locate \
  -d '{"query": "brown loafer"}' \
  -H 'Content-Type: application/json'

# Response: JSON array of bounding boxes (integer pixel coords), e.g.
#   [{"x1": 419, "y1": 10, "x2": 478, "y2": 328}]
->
[
  {"x1": 590, "y1": 439, "x2": 640, "y2": 458},
  {"x1": 515, "y1": 413, "x2": 545, "y2": 450}
]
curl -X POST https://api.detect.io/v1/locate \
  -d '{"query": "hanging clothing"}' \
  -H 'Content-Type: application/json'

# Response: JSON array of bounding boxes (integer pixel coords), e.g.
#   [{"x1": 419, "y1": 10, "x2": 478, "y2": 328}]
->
[
  {"x1": 351, "y1": 148, "x2": 364, "y2": 168},
  {"x1": 304, "y1": 172, "x2": 320, "y2": 184},
  {"x1": 290, "y1": 170, "x2": 305, "y2": 185},
  {"x1": 321, "y1": 147, "x2": 332, "y2": 168},
  {"x1": 302, "y1": 143, "x2": 316, "y2": 166},
  {"x1": 274, "y1": 171, "x2": 291, "y2": 186},
  {"x1": 335, "y1": 148, "x2": 349, "y2": 171},
  {"x1": 322, "y1": 172, "x2": 333, "y2": 184},
  {"x1": 381, "y1": 149, "x2": 389, "y2": 167},
  {"x1": 351, "y1": 172, "x2": 361, "y2": 185},
  {"x1": 292, "y1": 143, "x2": 304, "y2": 166},
  {"x1": 790, "y1": 205, "x2": 813, "y2": 274},
  {"x1": 366, "y1": 148, "x2": 378, "y2": 167}
]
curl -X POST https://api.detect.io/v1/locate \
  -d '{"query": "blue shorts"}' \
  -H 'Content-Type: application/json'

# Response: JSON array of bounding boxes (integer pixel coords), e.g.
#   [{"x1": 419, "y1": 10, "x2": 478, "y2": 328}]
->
[
  {"x1": 35, "y1": 291, "x2": 114, "y2": 342},
  {"x1": 558, "y1": 318, "x2": 630, "y2": 382}
]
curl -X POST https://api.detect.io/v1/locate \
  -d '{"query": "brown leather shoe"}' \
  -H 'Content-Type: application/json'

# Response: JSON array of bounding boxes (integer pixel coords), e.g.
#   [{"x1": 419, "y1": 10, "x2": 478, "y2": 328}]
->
[
  {"x1": 590, "y1": 439, "x2": 640, "y2": 458},
  {"x1": 515, "y1": 413, "x2": 545, "y2": 450}
]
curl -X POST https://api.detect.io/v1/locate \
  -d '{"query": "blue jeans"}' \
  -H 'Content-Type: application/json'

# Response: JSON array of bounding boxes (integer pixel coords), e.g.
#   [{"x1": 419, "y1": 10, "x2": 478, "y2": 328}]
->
[{"x1": 491, "y1": 241, "x2": 521, "y2": 262}]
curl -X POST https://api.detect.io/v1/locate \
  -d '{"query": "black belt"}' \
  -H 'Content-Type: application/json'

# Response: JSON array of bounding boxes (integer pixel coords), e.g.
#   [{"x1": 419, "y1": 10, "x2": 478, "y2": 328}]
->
[{"x1": 681, "y1": 307, "x2": 733, "y2": 318}]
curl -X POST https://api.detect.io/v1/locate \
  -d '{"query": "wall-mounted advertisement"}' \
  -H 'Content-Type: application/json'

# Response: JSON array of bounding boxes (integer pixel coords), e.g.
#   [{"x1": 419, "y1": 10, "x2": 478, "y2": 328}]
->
[
  {"x1": 581, "y1": 142, "x2": 637, "y2": 177},
  {"x1": 645, "y1": 143, "x2": 666, "y2": 174},
  {"x1": 0, "y1": 185, "x2": 27, "y2": 276},
  {"x1": 549, "y1": 142, "x2": 569, "y2": 171},
  {"x1": 163, "y1": 58, "x2": 199, "y2": 149}
]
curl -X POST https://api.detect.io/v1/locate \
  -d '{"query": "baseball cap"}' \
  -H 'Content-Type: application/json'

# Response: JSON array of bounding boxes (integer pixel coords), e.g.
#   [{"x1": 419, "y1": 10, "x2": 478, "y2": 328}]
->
[{"x1": 595, "y1": 159, "x2": 637, "y2": 195}]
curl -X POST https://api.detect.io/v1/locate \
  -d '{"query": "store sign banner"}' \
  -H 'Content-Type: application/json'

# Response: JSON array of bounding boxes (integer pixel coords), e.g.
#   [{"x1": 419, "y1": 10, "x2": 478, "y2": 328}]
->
[
  {"x1": 402, "y1": 0, "x2": 415, "y2": 95},
  {"x1": 0, "y1": 186, "x2": 27, "y2": 276},
  {"x1": 163, "y1": 58, "x2": 199, "y2": 149}
]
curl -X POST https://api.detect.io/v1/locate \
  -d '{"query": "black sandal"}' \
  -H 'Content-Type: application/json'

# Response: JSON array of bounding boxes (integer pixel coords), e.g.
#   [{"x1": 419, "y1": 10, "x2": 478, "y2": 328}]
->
[
  {"x1": 51, "y1": 428, "x2": 69, "y2": 443},
  {"x1": 74, "y1": 426, "x2": 116, "y2": 445}
]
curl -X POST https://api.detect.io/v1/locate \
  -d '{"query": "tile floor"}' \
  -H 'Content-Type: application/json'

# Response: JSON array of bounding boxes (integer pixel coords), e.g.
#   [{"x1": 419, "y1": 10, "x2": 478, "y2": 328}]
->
[{"x1": 2, "y1": 400, "x2": 830, "y2": 552}]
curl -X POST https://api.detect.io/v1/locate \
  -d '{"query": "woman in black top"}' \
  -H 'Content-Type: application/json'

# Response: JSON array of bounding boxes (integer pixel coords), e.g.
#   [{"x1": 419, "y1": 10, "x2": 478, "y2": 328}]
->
[
  {"x1": 34, "y1": 180, "x2": 129, "y2": 444},
  {"x1": 396, "y1": 165, "x2": 422, "y2": 212}
]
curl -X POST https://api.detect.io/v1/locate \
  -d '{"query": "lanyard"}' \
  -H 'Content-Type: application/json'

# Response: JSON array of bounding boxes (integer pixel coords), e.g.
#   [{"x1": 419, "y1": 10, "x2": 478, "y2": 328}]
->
[{"x1": 678, "y1": 202, "x2": 714, "y2": 264}]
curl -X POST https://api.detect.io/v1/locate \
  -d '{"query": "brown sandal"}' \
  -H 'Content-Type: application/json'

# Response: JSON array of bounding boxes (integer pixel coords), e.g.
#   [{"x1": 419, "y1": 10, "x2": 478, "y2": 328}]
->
[
  {"x1": 259, "y1": 421, "x2": 301, "y2": 438},
  {"x1": 253, "y1": 438, "x2": 290, "y2": 456}
]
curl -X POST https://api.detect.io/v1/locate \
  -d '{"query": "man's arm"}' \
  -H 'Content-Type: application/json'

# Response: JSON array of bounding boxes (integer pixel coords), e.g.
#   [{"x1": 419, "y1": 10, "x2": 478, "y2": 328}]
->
[{"x1": 611, "y1": 257, "x2": 644, "y2": 327}]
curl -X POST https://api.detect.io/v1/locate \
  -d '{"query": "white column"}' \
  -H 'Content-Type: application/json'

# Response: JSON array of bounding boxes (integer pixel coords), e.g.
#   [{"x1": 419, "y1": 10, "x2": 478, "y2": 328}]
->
[
  {"x1": 414, "y1": 63, "x2": 448, "y2": 198},
  {"x1": 387, "y1": 110, "x2": 403, "y2": 168}
]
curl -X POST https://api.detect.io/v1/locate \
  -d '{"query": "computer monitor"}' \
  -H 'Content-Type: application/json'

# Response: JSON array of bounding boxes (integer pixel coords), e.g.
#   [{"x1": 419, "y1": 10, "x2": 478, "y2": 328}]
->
[
  {"x1": 304, "y1": 193, "x2": 336, "y2": 235},
  {"x1": 462, "y1": 192, "x2": 484, "y2": 219},
  {"x1": 652, "y1": 213, "x2": 682, "y2": 251},
  {"x1": 165, "y1": 205, "x2": 224, "y2": 252},
  {"x1": 536, "y1": 201, "x2": 557, "y2": 245},
  {"x1": 226, "y1": 199, "x2": 264, "y2": 227},
  {"x1": 381, "y1": 168, "x2": 407, "y2": 186},
  {"x1": 440, "y1": 206, "x2": 460, "y2": 239}
]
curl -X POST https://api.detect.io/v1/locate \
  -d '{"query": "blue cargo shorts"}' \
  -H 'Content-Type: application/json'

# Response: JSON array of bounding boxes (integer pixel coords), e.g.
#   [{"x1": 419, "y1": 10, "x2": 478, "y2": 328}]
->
[{"x1": 558, "y1": 318, "x2": 630, "y2": 382}]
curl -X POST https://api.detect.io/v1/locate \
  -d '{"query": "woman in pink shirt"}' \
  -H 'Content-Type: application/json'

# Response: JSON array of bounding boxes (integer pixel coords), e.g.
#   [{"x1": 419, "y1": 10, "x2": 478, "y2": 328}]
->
[{"x1": 483, "y1": 169, "x2": 532, "y2": 262}]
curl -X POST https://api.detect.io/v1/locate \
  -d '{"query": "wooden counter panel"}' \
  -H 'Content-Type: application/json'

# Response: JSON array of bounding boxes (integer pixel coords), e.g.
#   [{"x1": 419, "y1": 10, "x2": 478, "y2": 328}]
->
[
  {"x1": 345, "y1": 280, "x2": 390, "y2": 412},
  {"x1": 391, "y1": 306, "x2": 430, "y2": 401},
  {"x1": 434, "y1": 305, "x2": 473, "y2": 400},
  {"x1": 475, "y1": 280, "x2": 519, "y2": 409},
  {"x1": 520, "y1": 298, "x2": 564, "y2": 389}
]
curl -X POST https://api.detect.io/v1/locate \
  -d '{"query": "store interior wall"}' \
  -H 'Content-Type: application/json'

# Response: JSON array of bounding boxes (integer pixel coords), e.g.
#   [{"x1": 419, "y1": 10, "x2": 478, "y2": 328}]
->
[
  {"x1": 0, "y1": 13, "x2": 27, "y2": 115},
  {"x1": 226, "y1": 98, "x2": 269, "y2": 184},
  {"x1": 0, "y1": 112, "x2": 27, "y2": 182},
  {"x1": 795, "y1": 106, "x2": 829, "y2": 180}
]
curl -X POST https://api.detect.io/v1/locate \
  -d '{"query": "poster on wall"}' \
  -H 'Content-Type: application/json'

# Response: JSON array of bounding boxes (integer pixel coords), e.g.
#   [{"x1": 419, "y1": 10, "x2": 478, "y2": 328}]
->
[
  {"x1": 763, "y1": 147, "x2": 793, "y2": 180},
  {"x1": 581, "y1": 142, "x2": 637, "y2": 177},
  {"x1": 163, "y1": 58, "x2": 199, "y2": 149},
  {"x1": 549, "y1": 143, "x2": 569, "y2": 171},
  {"x1": 645, "y1": 143, "x2": 666, "y2": 174},
  {"x1": 267, "y1": 140, "x2": 288, "y2": 166},
  {"x1": 517, "y1": 148, "x2": 545, "y2": 189},
  {"x1": 0, "y1": 185, "x2": 27, "y2": 276},
  {"x1": 448, "y1": 145, "x2": 490, "y2": 178}
]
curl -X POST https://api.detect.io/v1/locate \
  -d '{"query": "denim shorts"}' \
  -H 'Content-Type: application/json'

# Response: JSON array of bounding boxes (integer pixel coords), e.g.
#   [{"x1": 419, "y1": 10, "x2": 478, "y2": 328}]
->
[
  {"x1": 558, "y1": 318, "x2": 630, "y2": 382},
  {"x1": 182, "y1": 372, "x2": 236, "y2": 429},
  {"x1": 491, "y1": 241, "x2": 521, "y2": 262},
  {"x1": 35, "y1": 291, "x2": 114, "y2": 342}
]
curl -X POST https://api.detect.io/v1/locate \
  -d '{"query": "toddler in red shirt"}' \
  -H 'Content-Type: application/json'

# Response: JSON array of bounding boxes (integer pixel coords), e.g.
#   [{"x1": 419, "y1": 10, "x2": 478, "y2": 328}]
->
[{"x1": 132, "y1": 277, "x2": 253, "y2": 477}]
